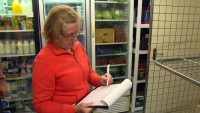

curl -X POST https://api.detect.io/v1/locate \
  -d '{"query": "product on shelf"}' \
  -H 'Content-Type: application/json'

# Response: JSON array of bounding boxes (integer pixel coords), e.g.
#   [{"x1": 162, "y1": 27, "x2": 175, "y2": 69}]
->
[
  {"x1": 95, "y1": 28, "x2": 115, "y2": 43},
  {"x1": 12, "y1": 0, "x2": 22, "y2": 14},
  {"x1": 26, "y1": 17, "x2": 33, "y2": 30},
  {"x1": 26, "y1": 0, "x2": 33, "y2": 13},
  {"x1": 111, "y1": 9, "x2": 124, "y2": 19},
  {"x1": 4, "y1": 39, "x2": 11, "y2": 54},
  {"x1": 11, "y1": 40, "x2": 17, "y2": 54},
  {"x1": 17, "y1": 40, "x2": 23, "y2": 54},
  {"x1": 23, "y1": 40, "x2": 30, "y2": 54},
  {"x1": 29, "y1": 39, "x2": 35, "y2": 54},
  {"x1": 114, "y1": 26, "x2": 126, "y2": 42},
  {"x1": 0, "y1": 40, "x2": 5, "y2": 54},
  {"x1": 21, "y1": 0, "x2": 28, "y2": 14},
  {"x1": 102, "y1": 10, "x2": 112, "y2": 19},
  {"x1": 95, "y1": 11, "x2": 102, "y2": 19}
]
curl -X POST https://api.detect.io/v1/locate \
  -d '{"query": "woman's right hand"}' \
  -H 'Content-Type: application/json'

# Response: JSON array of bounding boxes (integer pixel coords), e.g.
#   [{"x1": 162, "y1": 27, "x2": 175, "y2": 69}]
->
[{"x1": 75, "y1": 102, "x2": 96, "y2": 113}]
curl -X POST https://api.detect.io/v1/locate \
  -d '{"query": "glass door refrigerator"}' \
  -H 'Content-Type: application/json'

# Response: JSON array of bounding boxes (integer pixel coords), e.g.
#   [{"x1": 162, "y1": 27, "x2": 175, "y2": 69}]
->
[
  {"x1": 38, "y1": 0, "x2": 91, "y2": 54},
  {"x1": 0, "y1": 0, "x2": 41, "y2": 112},
  {"x1": 91, "y1": 0, "x2": 133, "y2": 113}
]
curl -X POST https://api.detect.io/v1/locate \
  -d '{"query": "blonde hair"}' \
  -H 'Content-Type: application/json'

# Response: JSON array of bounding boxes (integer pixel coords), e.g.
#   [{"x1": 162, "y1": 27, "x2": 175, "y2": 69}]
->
[{"x1": 42, "y1": 5, "x2": 82, "y2": 44}]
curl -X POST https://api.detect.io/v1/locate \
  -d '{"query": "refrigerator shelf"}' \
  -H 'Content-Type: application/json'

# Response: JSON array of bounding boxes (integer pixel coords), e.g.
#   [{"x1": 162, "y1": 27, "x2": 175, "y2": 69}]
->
[
  {"x1": 0, "y1": 54, "x2": 36, "y2": 58},
  {"x1": 155, "y1": 56, "x2": 200, "y2": 87},
  {"x1": 132, "y1": 48, "x2": 148, "y2": 54},
  {"x1": 5, "y1": 75, "x2": 32, "y2": 81},
  {"x1": 95, "y1": 1, "x2": 128, "y2": 4},
  {"x1": 113, "y1": 76, "x2": 127, "y2": 80},
  {"x1": 0, "y1": 14, "x2": 27, "y2": 16},
  {"x1": 95, "y1": 42, "x2": 127, "y2": 45},
  {"x1": 0, "y1": 30, "x2": 34, "y2": 33},
  {"x1": 96, "y1": 53, "x2": 127, "y2": 57},
  {"x1": 4, "y1": 93, "x2": 33, "y2": 102},
  {"x1": 96, "y1": 64, "x2": 127, "y2": 68},
  {"x1": 95, "y1": 19, "x2": 128, "y2": 22},
  {"x1": 44, "y1": 1, "x2": 82, "y2": 4}
]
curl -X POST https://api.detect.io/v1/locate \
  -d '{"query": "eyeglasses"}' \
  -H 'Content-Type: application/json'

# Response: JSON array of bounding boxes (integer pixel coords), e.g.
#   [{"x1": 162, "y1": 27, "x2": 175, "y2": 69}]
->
[{"x1": 61, "y1": 33, "x2": 79, "y2": 39}]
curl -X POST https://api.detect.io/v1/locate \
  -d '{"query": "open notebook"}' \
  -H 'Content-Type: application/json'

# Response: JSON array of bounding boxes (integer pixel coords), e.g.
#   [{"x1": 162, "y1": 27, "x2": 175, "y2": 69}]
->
[{"x1": 77, "y1": 79, "x2": 132, "y2": 109}]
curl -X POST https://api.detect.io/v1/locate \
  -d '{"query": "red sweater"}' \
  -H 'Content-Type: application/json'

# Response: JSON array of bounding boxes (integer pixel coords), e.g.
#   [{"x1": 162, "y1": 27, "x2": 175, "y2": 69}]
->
[{"x1": 32, "y1": 41, "x2": 101, "y2": 113}]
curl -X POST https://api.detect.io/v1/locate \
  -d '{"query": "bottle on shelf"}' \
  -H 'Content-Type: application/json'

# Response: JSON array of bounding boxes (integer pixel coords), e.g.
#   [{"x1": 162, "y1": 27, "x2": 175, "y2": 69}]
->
[
  {"x1": 23, "y1": 39, "x2": 30, "y2": 54},
  {"x1": 26, "y1": 17, "x2": 33, "y2": 30},
  {"x1": 29, "y1": 39, "x2": 35, "y2": 54},
  {"x1": 21, "y1": 0, "x2": 28, "y2": 14},
  {"x1": 4, "y1": 39, "x2": 11, "y2": 54},
  {"x1": 12, "y1": 0, "x2": 22, "y2": 14},
  {"x1": 17, "y1": 40, "x2": 23, "y2": 54},
  {"x1": 11, "y1": 40, "x2": 17, "y2": 54},
  {"x1": 26, "y1": 0, "x2": 33, "y2": 13},
  {"x1": 0, "y1": 40, "x2": 5, "y2": 54}
]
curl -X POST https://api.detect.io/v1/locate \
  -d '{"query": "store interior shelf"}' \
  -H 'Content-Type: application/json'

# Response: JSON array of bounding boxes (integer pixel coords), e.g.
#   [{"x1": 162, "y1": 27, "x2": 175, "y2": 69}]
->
[
  {"x1": 132, "y1": 48, "x2": 148, "y2": 54},
  {"x1": 113, "y1": 76, "x2": 127, "y2": 80},
  {"x1": 0, "y1": 54, "x2": 36, "y2": 58},
  {"x1": 155, "y1": 56, "x2": 200, "y2": 87},
  {"x1": 95, "y1": 19, "x2": 128, "y2": 22},
  {"x1": 96, "y1": 53, "x2": 127, "y2": 57},
  {"x1": 0, "y1": 30, "x2": 34, "y2": 32},
  {"x1": 5, "y1": 75, "x2": 32, "y2": 81},
  {"x1": 95, "y1": 42, "x2": 127, "y2": 45},
  {"x1": 44, "y1": 1, "x2": 82, "y2": 4},
  {"x1": 0, "y1": 14, "x2": 26, "y2": 16},
  {"x1": 134, "y1": 24, "x2": 149, "y2": 28},
  {"x1": 4, "y1": 93, "x2": 33, "y2": 102},
  {"x1": 96, "y1": 64, "x2": 127, "y2": 68},
  {"x1": 95, "y1": 1, "x2": 128, "y2": 4},
  {"x1": 137, "y1": 79, "x2": 146, "y2": 83}
]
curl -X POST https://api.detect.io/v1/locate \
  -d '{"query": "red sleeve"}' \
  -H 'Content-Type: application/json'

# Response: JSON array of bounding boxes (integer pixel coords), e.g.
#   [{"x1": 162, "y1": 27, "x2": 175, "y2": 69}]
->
[
  {"x1": 32, "y1": 56, "x2": 76, "y2": 113},
  {"x1": 78, "y1": 43, "x2": 101, "y2": 87}
]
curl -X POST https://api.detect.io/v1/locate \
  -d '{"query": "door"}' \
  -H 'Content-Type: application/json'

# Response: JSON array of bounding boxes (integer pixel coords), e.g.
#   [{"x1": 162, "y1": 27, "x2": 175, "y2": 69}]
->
[
  {"x1": 0, "y1": 0, "x2": 41, "y2": 112},
  {"x1": 145, "y1": 0, "x2": 200, "y2": 112},
  {"x1": 38, "y1": 0, "x2": 90, "y2": 53},
  {"x1": 90, "y1": 0, "x2": 133, "y2": 112}
]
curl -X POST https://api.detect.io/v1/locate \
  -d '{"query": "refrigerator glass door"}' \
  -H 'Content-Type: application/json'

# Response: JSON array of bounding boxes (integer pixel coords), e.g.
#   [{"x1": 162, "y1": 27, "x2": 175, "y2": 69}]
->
[
  {"x1": 41, "y1": 0, "x2": 87, "y2": 49},
  {"x1": 90, "y1": 0, "x2": 133, "y2": 112},
  {"x1": 0, "y1": 0, "x2": 40, "y2": 111}
]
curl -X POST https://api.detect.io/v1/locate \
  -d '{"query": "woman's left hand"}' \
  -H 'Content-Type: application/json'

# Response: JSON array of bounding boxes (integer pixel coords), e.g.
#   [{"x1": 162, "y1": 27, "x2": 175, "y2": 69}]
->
[{"x1": 100, "y1": 73, "x2": 113, "y2": 86}]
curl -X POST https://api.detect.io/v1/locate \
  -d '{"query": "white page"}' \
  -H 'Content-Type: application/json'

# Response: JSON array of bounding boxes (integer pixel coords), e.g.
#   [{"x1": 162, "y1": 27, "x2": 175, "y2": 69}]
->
[
  {"x1": 102, "y1": 79, "x2": 132, "y2": 107},
  {"x1": 78, "y1": 84, "x2": 119, "y2": 106},
  {"x1": 77, "y1": 79, "x2": 132, "y2": 108}
]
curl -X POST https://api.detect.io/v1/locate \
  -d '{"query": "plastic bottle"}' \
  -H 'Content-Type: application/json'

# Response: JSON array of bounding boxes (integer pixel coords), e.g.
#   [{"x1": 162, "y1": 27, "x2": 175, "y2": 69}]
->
[
  {"x1": 29, "y1": 39, "x2": 35, "y2": 54},
  {"x1": 23, "y1": 39, "x2": 30, "y2": 54},
  {"x1": 26, "y1": 0, "x2": 32, "y2": 13},
  {"x1": 4, "y1": 39, "x2": 11, "y2": 54},
  {"x1": 12, "y1": 0, "x2": 22, "y2": 14},
  {"x1": 17, "y1": 40, "x2": 23, "y2": 54},
  {"x1": 11, "y1": 40, "x2": 16, "y2": 54},
  {"x1": 21, "y1": 0, "x2": 27, "y2": 14},
  {"x1": 0, "y1": 40, "x2": 5, "y2": 54}
]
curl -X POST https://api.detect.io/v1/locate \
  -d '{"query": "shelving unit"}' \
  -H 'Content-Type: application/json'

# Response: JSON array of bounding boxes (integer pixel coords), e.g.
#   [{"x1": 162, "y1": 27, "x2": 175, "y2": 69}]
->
[
  {"x1": 91, "y1": 0, "x2": 133, "y2": 112},
  {"x1": 131, "y1": 0, "x2": 150, "y2": 112}
]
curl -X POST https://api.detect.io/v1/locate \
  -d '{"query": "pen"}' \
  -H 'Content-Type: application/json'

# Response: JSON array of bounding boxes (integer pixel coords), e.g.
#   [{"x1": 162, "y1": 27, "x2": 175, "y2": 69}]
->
[{"x1": 107, "y1": 64, "x2": 110, "y2": 86}]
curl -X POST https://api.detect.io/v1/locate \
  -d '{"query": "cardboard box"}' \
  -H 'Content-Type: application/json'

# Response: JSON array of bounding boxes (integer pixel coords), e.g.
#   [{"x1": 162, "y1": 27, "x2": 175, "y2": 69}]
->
[{"x1": 95, "y1": 29, "x2": 114, "y2": 43}]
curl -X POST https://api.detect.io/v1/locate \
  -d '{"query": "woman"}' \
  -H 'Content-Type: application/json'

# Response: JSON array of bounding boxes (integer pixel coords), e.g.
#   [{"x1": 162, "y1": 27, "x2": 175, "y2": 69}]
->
[{"x1": 32, "y1": 5, "x2": 113, "y2": 113}]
